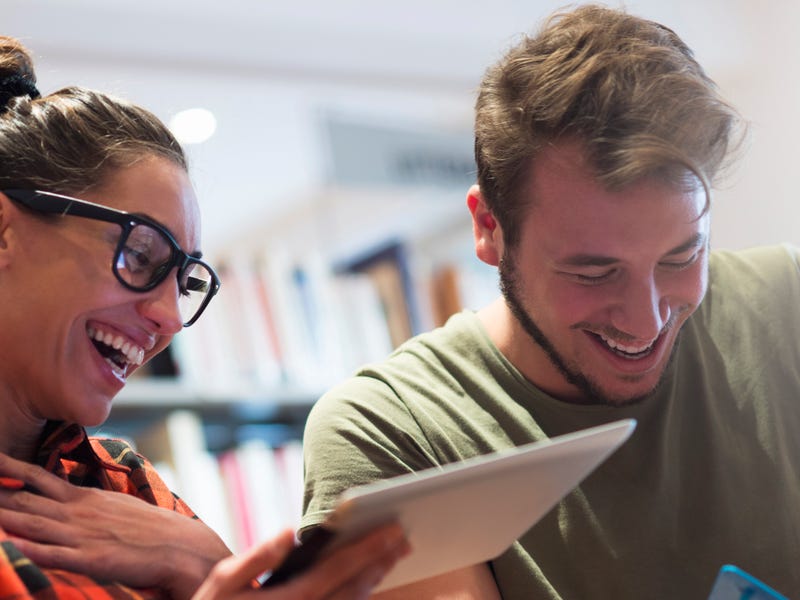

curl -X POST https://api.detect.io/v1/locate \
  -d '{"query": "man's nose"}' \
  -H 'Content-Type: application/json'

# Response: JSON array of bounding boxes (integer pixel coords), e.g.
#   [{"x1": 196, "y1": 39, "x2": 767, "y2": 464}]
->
[{"x1": 609, "y1": 277, "x2": 670, "y2": 342}]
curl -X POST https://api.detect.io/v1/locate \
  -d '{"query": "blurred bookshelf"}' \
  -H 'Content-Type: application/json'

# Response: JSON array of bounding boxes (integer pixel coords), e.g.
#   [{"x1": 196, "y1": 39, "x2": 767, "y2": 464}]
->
[{"x1": 93, "y1": 115, "x2": 499, "y2": 553}]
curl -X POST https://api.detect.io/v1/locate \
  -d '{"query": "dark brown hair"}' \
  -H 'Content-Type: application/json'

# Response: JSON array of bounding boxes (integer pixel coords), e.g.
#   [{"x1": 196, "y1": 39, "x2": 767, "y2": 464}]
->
[{"x1": 474, "y1": 5, "x2": 742, "y2": 247}]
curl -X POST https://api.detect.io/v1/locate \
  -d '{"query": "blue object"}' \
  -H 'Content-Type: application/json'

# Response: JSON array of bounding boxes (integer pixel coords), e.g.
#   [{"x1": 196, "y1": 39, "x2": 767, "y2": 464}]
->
[{"x1": 707, "y1": 565, "x2": 788, "y2": 600}]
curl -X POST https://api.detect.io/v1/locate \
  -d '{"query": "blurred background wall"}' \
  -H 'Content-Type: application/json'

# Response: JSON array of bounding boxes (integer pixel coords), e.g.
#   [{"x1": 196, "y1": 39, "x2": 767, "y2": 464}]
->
[
  {"x1": 7, "y1": 0, "x2": 800, "y2": 254},
  {"x1": 9, "y1": 0, "x2": 799, "y2": 549}
]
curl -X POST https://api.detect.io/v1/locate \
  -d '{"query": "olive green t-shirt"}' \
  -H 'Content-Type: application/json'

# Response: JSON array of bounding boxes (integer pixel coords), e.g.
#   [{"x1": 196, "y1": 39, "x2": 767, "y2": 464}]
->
[{"x1": 301, "y1": 244, "x2": 800, "y2": 599}]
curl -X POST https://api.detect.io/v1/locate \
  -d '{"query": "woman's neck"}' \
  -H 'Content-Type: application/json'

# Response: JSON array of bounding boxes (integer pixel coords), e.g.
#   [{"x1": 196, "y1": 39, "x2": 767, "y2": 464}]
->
[{"x1": 0, "y1": 398, "x2": 47, "y2": 461}]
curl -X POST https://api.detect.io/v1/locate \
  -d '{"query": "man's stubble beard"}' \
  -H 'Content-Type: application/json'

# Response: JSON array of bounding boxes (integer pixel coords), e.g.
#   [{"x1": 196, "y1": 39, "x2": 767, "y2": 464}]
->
[{"x1": 497, "y1": 252, "x2": 677, "y2": 406}]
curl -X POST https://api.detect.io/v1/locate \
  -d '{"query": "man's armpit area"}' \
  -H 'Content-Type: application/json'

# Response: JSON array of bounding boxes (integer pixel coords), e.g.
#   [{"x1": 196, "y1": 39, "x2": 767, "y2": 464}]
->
[{"x1": 371, "y1": 563, "x2": 501, "y2": 600}]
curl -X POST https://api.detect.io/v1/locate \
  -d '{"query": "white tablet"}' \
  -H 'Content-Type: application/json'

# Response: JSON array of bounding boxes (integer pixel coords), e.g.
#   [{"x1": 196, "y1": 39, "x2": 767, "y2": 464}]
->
[{"x1": 263, "y1": 418, "x2": 636, "y2": 592}]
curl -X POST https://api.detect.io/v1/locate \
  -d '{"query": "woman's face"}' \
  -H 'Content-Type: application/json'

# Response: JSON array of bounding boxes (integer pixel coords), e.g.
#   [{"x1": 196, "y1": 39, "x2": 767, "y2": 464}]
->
[{"x1": 0, "y1": 155, "x2": 202, "y2": 426}]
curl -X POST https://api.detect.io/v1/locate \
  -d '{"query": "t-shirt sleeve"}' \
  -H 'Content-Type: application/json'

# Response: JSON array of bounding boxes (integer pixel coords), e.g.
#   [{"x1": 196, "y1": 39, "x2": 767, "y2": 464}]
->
[
  {"x1": 300, "y1": 374, "x2": 439, "y2": 535},
  {"x1": 703, "y1": 244, "x2": 800, "y2": 393}
]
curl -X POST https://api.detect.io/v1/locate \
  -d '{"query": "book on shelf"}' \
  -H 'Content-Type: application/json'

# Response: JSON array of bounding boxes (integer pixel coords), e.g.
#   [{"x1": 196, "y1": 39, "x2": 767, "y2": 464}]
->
[
  {"x1": 273, "y1": 439, "x2": 304, "y2": 531},
  {"x1": 339, "y1": 241, "x2": 420, "y2": 349},
  {"x1": 133, "y1": 409, "x2": 306, "y2": 554},
  {"x1": 166, "y1": 222, "x2": 498, "y2": 395},
  {"x1": 218, "y1": 258, "x2": 284, "y2": 387},
  {"x1": 423, "y1": 251, "x2": 501, "y2": 327},
  {"x1": 256, "y1": 247, "x2": 350, "y2": 387},
  {"x1": 216, "y1": 437, "x2": 305, "y2": 552},
  {"x1": 167, "y1": 297, "x2": 237, "y2": 391},
  {"x1": 168, "y1": 244, "x2": 398, "y2": 394},
  {"x1": 429, "y1": 263, "x2": 463, "y2": 328},
  {"x1": 217, "y1": 448, "x2": 256, "y2": 552},
  {"x1": 328, "y1": 272, "x2": 394, "y2": 368},
  {"x1": 450, "y1": 257, "x2": 501, "y2": 313},
  {"x1": 226, "y1": 439, "x2": 289, "y2": 548},
  {"x1": 250, "y1": 256, "x2": 289, "y2": 382},
  {"x1": 134, "y1": 410, "x2": 237, "y2": 550}
]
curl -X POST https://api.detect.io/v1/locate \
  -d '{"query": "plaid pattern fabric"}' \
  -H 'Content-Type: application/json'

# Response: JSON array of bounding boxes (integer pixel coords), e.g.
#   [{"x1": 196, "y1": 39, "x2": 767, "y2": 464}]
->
[{"x1": 0, "y1": 421, "x2": 197, "y2": 599}]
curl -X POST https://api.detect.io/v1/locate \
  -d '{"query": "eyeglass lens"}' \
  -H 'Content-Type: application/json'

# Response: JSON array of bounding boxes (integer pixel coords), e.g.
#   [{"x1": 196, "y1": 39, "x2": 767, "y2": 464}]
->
[
  {"x1": 178, "y1": 263, "x2": 214, "y2": 324},
  {"x1": 115, "y1": 222, "x2": 213, "y2": 324}
]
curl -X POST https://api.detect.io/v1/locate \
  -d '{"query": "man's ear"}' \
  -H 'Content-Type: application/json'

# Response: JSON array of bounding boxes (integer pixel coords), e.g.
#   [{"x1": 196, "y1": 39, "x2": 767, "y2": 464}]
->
[{"x1": 466, "y1": 184, "x2": 502, "y2": 267}]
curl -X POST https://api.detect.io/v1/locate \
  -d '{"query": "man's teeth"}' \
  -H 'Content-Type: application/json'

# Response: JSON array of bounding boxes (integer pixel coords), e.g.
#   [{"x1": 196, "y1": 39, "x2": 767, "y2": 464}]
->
[
  {"x1": 598, "y1": 333, "x2": 654, "y2": 355},
  {"x1": 87, "y1": 326, "x2": 145, "y2": 366}
]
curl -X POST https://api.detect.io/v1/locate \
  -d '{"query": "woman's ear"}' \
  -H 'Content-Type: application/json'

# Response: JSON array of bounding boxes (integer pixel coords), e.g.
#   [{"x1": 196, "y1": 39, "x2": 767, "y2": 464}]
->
[
  {"x1": 467, "y1": 184, "x2": 502, "y2": 267},
  {"x1": 0, "y1": 192, "x2": 19, "y2": 268}
]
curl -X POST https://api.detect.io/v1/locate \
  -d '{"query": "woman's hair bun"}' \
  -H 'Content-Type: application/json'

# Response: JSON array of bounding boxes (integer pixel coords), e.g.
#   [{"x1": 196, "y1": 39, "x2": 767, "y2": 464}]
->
[
  {"x1": 0, "y1": 36, "x2": 41, "y2": 113},
  {"x1": 0, "y1": 73, "x2": 41, "y2": 110}
]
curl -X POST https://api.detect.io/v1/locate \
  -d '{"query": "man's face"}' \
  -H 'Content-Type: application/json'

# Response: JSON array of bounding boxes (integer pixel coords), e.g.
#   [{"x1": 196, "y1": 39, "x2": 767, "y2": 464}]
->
[{"x1": 477, "y1": 142, "x2": 709, "y2": 406}]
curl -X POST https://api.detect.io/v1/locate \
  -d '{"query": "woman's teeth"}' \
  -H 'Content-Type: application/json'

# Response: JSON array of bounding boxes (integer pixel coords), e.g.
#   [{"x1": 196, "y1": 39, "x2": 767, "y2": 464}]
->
[{"x1": 87, "y1": 326, "x2": 145, "y2": 367}]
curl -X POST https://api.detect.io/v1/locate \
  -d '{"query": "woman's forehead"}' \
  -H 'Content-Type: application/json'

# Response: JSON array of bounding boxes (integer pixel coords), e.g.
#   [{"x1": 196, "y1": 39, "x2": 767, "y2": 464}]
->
[{"x1": 89, "y1": 157, "x2": 201, "y2": 251}]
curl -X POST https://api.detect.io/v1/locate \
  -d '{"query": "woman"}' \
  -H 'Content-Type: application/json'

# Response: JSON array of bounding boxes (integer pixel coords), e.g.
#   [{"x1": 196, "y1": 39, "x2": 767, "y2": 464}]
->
[{"x1": 0, "y1": 36, "x2": 407, "y2": 599}]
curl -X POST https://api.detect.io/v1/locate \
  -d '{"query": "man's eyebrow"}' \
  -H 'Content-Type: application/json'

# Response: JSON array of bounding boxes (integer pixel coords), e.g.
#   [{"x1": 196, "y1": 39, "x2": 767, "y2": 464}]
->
[
  {"x1": 559, "y1": 254, "x2": 619, "y2": 267},
  {"x1": 559, "y1": 232, "x2": 708, "y2": 267},
  {"x1": 664, "y1": 232, "x2": 707, "y2": 256}
]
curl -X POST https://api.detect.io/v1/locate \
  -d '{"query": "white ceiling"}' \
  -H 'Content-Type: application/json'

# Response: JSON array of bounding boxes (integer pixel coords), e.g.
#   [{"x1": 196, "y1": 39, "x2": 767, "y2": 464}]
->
[{"x1": 6, "y1": 0, "x2": 800, "y2": 254}]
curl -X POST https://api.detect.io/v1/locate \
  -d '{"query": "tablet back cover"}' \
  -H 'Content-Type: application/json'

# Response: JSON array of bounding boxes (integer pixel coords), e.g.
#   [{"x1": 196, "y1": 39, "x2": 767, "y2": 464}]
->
[{"x1": 326, "y1": 418, "x2": 636, "y2": 592}]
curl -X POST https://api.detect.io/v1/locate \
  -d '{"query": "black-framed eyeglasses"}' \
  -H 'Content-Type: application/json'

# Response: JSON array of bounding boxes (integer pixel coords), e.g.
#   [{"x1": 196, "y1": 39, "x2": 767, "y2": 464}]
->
[{"x1": 3, "y1": 189, "x2": 220, "y2": 327}]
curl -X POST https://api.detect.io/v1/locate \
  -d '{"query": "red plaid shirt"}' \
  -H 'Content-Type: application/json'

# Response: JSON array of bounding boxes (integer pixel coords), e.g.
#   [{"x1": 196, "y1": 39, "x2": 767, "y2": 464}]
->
[{"x1": 0, "y1": 421, "x2": 197, "y2": 599}]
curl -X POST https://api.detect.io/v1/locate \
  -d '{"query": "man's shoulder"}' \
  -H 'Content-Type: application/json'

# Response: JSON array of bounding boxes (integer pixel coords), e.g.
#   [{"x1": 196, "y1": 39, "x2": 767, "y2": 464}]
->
[
  {"x1": 698, "y1": 243, "x2": 800, "y2": 347},
  {"x1": 322, "y1": 310, "x2": 486, "y2": 394},
  {"x1": 390, "y1": 310, "x2": 485, "y2": 356},
  {"x1": 710, "y1": 244, "x2": 800, "y2": 278},
  {"x1": 304, "y1": 308, "x2": 512, "y2": 460},
  {"x1": 708, "y1": 244, "x2": 800, "y2": 299},
  {"x1": 310, "y1": 312, "x2": 480, "y2": 415}
]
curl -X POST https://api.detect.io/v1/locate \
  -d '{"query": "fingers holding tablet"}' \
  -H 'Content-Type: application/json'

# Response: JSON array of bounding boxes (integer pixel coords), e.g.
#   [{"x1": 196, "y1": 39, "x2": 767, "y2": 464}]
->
[{"x1": 261, "y1": 522, "x2": 410, "y2": 598}]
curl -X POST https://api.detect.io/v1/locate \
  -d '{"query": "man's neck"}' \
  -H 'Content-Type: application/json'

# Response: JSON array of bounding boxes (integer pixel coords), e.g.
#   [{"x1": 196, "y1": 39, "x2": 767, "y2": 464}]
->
[{"x1": 476, "y1": 298, "x2": 586, "y2": 403}]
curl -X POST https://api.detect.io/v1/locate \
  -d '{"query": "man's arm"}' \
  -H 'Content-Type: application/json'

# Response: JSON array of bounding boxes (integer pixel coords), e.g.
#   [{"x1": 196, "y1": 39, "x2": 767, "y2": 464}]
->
[{"x1": 371, "y1": 564, "x2": 501, "y2": 600}]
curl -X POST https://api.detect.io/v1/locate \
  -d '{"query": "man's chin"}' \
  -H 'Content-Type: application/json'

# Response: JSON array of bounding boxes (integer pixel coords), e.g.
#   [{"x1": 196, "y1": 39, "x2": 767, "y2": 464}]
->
[
  {"x1": 600, "y1": 390, "x2": 654, "y2": 407},
  {"x1": 580, "y1": 374, "x2": 663, "y2": 407}
]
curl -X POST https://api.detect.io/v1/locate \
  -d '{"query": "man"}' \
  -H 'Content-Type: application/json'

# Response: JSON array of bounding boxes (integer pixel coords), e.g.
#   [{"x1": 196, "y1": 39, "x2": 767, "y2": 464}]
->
[{"x1": 301, "y1": 5, "x2": 800, "y2": 599}]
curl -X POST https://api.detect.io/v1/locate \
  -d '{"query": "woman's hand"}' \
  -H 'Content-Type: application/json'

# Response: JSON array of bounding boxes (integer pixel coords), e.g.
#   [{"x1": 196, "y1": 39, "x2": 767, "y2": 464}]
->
[
  {"x1": 0, "y1": 452, "x2": 231, "y2": 599},
  {"x1": 0, "y1": 452, "x2": 410, "y2": 599},
  {"x1": 192, "y1": 524, "x2": 409, "y2": 600}
]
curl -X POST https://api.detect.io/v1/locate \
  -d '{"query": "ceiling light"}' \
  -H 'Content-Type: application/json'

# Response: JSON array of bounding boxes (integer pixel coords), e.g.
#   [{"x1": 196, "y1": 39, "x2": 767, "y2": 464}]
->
[{"x1": 169, "y1": 108, "x2": 217, "y2": 144}]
